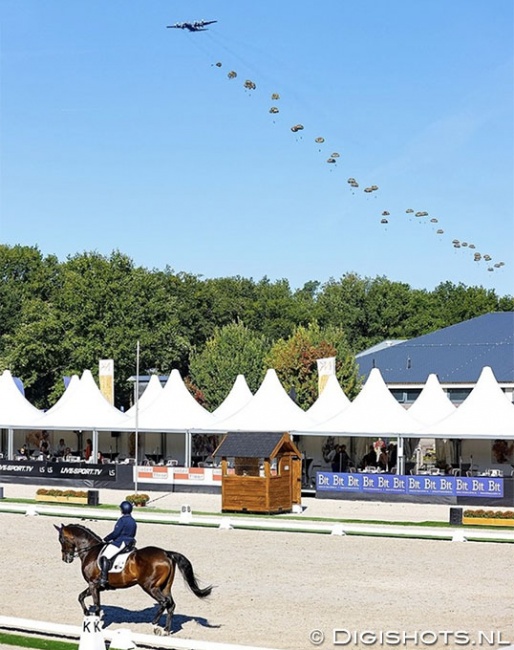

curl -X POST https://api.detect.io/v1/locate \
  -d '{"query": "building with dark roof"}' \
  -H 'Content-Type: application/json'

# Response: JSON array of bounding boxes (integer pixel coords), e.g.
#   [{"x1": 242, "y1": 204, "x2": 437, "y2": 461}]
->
[{"x1": 356, "y1": 312, "x2": 514, "y2": 405}]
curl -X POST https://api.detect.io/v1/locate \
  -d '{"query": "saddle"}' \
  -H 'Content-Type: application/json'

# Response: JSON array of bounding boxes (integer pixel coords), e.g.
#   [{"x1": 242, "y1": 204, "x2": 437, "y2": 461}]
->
[{"x1": 99, "y1": 543, "x2": 136, "y2": 574}]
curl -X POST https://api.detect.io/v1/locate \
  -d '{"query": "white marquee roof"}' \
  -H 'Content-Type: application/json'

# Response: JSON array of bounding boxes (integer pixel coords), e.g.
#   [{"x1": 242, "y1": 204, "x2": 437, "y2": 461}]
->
[
  {"x1": 203, "y1": 369, "x2": 316, "y2": 432},
  {"x1": 306, "y1": 374, "x2": 351, "y2": 423},
  {"x1": 419, "y1": 366, "x2": 514, "y2": 439},
  {"x1": 296, "y1": 368, "x2": 421, "y2": 436},
  {"x1": 119, "y1": 368, "x2": 216, "y2": 432},
  {"x1": 0, "y1": 370, "x2": 43, "y2": 428},
  {"x1": 126, "y1": 374, "x2": 163, "y2": 416},
  {"x1": 212, "y1": 374, "x2": 253, "y2": 421},
  {"x1": 35, "y1": 370, "x2": 128, "y2": 431},
  {"x1": 406, "y1": 373, "x2": 456, "y2": 426}
]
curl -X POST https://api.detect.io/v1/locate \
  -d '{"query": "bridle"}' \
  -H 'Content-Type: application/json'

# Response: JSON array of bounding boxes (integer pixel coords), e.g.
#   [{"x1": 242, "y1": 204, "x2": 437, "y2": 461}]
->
[{"x1": 60, "y1": 533, "x2": 103, "y2": 560}]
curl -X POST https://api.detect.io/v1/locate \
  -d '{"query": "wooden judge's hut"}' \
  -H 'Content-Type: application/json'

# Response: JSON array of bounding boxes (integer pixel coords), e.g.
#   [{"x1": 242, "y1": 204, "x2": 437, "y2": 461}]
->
[{"x1": 214, "y1": 431, "x2": 302, "y2": 514}]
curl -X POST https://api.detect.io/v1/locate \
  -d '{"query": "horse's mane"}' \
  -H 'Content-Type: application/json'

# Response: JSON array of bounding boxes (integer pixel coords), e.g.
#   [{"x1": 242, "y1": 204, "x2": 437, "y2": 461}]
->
[{"x1": 66, "y1": 523, "x2": 103, "y2": 543}]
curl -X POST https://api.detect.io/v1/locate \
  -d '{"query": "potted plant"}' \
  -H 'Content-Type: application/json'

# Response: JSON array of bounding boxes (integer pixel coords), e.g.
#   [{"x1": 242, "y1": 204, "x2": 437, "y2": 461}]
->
[{"x1": 125, "y1": 493, "x2": 150, "y2": 507}]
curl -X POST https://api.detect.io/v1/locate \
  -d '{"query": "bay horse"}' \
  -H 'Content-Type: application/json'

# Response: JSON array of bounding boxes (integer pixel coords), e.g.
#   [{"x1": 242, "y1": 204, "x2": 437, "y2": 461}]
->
[{"x1": 55, "y1": 523, "x2": 212, "y2": 634}]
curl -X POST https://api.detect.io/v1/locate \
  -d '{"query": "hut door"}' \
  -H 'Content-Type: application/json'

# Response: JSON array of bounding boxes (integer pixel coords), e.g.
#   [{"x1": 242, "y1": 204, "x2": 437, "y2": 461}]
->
[{"x1": 290, "y1": 454, "x2": 302, "y2": 506}]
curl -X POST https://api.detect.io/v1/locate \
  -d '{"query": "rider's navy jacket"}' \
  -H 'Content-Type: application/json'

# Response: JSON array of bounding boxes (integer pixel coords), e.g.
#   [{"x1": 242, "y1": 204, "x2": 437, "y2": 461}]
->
[{"x1": 104, "y1": 513, "x2": 137, "y2": 547}]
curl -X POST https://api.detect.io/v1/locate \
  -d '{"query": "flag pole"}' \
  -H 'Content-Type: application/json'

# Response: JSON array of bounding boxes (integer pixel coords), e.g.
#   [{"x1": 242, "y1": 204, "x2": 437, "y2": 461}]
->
[{"x1": 134, "y1": 340, "x2": 140, "y2": 494}]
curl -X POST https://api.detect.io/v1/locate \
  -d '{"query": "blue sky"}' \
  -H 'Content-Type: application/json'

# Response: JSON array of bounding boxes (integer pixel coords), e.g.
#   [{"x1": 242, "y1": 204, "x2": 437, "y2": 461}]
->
[{"x1": 1, "y1": 1, "x2": 513, "y2": 297}]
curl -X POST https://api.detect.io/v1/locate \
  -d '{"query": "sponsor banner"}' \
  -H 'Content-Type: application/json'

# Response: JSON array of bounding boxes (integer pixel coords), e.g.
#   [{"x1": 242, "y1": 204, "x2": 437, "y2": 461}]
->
[
  {"x1": 316, "y1": 472, "x2": 503, "y2": 498},
  {"x1": 136, "y1": 466, "x2": 222, "y2": 485},
  {"x1": 0, "y1": 460, "x2": 117, "y2": 481}
]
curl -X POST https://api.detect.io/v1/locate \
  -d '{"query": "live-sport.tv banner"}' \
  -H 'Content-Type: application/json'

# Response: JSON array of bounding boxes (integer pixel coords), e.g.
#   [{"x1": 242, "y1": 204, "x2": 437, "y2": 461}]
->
[
  {"x1": 316, "y1": 471, "x2": 503, "y2": 498},
  {"x1": 0, "y1": 460, "x2": 117, "y2": 481}
]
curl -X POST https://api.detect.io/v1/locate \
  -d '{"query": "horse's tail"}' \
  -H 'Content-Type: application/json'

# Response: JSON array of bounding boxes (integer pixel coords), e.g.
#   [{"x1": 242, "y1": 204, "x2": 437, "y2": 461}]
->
[{"x1": 167, "y1": 551, "x2": 212, "y2": 599}]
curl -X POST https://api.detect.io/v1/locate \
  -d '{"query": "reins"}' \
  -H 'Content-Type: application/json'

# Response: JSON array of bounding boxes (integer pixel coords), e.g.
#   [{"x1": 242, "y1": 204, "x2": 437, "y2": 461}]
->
[{"x1": 70, "y1": 541, "x2": 103, "y2": 558}]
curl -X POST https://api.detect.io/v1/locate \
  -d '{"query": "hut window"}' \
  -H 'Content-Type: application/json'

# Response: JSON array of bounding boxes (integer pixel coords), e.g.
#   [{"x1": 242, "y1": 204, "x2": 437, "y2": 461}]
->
[{"x1": 234, "y1": 457, "x2": 260, "y2": 477}]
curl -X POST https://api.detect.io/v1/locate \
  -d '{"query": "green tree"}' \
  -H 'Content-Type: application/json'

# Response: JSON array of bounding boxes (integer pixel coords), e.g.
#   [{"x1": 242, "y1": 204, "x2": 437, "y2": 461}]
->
[
  {"x1": 189, "y1": 322, "x2": 270, "y2": 409},
  {"x1": 265, "y1": 323, "x2": 361, "y2": 409}
]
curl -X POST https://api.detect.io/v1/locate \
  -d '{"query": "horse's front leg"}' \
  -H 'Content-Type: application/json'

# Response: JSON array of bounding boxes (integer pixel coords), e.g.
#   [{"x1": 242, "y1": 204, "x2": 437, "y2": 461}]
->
[
  {"x1": 82, "y1": 583, "x2": 102, "y2": 616},
  {"x1": 78, "y1": 586, "x2": 92, "y2": 616}
]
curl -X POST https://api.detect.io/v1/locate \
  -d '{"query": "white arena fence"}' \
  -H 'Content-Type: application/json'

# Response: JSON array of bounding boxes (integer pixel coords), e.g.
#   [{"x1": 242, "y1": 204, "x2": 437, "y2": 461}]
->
[{"x1": 0, "y1": 615, "x2": 281, "y2": 650}]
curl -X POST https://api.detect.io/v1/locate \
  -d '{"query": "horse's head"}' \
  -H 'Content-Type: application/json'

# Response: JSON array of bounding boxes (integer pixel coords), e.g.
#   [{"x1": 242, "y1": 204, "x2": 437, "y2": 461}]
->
[{"x1": 54, "y1": 524, "x2": 76, "y2": 563}]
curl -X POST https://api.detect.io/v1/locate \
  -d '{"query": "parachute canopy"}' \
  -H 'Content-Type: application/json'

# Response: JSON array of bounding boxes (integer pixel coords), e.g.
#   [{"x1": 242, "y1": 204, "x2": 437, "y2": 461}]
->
[{"x1": 227, "y1": 71, "x2": 237, "y2": 79}]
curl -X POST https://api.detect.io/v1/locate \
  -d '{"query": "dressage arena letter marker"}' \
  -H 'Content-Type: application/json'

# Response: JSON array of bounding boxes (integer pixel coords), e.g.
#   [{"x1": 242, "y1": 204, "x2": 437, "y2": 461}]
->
[{"x1": 79, "y1": 615, "x2": 106, "y2": 650}]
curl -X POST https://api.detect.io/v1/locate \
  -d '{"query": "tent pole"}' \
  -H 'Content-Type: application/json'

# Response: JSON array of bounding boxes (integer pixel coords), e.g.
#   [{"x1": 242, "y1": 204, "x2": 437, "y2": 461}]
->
[{"x1": 397, "y1": 435, "x2": 405, "y2": 475}]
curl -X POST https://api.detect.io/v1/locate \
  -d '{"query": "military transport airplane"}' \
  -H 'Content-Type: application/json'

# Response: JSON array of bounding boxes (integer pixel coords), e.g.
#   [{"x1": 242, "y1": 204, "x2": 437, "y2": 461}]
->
[{"x1": 167, "y1": 20, "x2": 217, "y2": 32}]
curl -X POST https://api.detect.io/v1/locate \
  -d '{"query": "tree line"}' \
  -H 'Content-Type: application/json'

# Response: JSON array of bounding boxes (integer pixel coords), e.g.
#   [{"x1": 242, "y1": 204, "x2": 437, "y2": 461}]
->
[{"x1": 1, "y1": 244, "x2": 512, "y2": 410}]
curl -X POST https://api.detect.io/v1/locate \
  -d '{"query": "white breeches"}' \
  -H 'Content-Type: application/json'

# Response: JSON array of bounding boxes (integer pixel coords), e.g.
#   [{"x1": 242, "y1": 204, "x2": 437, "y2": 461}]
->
[{"x1": 101, "y1": 541, "x2": 126, "y2": 559}]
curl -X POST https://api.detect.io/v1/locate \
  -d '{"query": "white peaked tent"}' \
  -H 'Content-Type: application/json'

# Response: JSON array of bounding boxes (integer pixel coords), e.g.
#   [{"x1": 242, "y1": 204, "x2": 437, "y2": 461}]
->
[
  {"x1": 298, "y1": 368, "x2": 421, "y2": 436},
  {"x1": 420, "y1": 366, "x2": 514, "y2": 439},
  {"x1": 407, "y1": 373, "x2": 456, "y2": 426},
  {"x1": 35, "y1": 370, "x2": 127, "y2": 431},
  {"x1": 119, "y1": 368, "x2": 216, "y2": 432},
  {"x1": 296, "y1": 368, "x2": 422, "y2": 473},
  {"x1": 204, "y1": 368, "x2": 316, "y2": 432},
  {"x1": 212, "y1": 374, "x2": 253, "y2": 421},
  {"x1": 0, "y1": 370, "x2": 43, "y2": 428},
  {"x1": 126, "y1": 374, "x2": 163, "y2": 416},
  {"x1": 306, "y1": 374, "x2": 351, "y2": 423}
]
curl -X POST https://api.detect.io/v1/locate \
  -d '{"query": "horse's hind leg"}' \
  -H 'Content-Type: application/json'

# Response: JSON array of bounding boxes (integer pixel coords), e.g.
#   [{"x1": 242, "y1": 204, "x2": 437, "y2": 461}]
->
[
  {"x1": 151, "y1": 601, "x2": 166, "y2": 627},
  {"x1": 163, "y1": 595, "x2": 176, "y2": 634}
]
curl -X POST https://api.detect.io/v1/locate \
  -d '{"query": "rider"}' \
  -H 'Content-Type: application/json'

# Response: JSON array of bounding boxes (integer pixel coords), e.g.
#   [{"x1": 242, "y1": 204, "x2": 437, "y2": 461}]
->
[{"x1": 97, "y1": 500, "x2": 137, "y2": 588}]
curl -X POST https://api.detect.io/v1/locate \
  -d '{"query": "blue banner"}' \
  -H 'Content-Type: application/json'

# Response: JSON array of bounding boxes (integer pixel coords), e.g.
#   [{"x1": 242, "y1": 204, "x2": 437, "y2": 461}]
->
[{"x1": 316, "y1": 472, "x2": 503, "y2": 498}]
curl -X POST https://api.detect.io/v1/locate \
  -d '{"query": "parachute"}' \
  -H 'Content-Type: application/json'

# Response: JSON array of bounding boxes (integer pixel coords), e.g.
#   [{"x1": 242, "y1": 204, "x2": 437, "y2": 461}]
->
[
  {"x1": 315, "y1": 137, "x2": 325, "y2": 144},
  {"x1": 331, "y1": 152, "x2": 340, "y2": 158},
  {"x1": 227, "y1": 70, "x2": 237, "y2": 79},
  {"x1": 436, "y1": 229, "x2": 444, "y2": 234},
  {"x1": 406, "y1": 209, "x2": 414, "y2": 213},
  {"x1": 215, "y1": 62, "x2": 222, "y2": 68},
  {"x1": 271, "y1": 93, "x2": 280, "y2": 100},
  {"x1": 382, "y1": 211, "x2": 390, "y2": 216},
  {"x1": 269, "y1": 107, "x2": 279, "y2": 114},
  {"x1": 326, "y1": 158, "x2": 336, "y2": 164},
  {"x1": 290, "y1": 124, "x2": 304, "y2": 133},
  {"x1": 430, "y1": 218, "x2": 438, "y2": 223},
  {"x1": 380, "y1": 218, "x2": 388, "y2": 224},
  {"x1": 244, "y1": 80, "x2": 256, "y2": 90}
]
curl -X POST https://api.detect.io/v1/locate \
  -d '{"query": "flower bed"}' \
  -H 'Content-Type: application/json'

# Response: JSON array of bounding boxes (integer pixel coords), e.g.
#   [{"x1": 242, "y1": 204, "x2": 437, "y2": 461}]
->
[
  {"x1": 463, "y1": 509, "x2": 514, "y2": 527},
  {"x1": 35, "y1": 488, "x2": 93, "y2": 505}
]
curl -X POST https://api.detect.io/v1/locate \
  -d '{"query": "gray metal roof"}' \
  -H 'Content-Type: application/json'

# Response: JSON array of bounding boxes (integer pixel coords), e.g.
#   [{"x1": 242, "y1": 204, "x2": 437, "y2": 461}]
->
[
  {"x1": 356, "y1": 312, "x2": 514, "y2": 384},
  {"x1": 214, "y1": 432, "x2": 294, "y2": 458}
]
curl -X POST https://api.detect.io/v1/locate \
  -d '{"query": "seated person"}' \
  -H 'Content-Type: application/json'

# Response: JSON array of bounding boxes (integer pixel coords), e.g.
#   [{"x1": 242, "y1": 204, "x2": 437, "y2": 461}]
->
[
  {"x1": 56, "y1": 438, "x2": 67, "y2": 457},
  {"x1": 360, "y1": 445, "x2": 378, "y2": 469},
  {"x1": 18, "y1": 445, "x2": 30, "y2": 459}
]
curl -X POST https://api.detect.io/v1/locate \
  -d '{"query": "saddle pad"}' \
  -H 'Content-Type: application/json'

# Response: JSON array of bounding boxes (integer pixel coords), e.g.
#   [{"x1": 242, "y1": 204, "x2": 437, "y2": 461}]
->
[{"x1": 110, "y1": 550, "x2": 133, "y2": 573}]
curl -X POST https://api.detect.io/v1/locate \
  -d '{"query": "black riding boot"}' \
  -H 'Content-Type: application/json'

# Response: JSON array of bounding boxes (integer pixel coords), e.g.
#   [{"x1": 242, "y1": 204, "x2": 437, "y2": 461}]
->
[{"x1": 98, "y1": 556, "x2": 110, "y2": 588}]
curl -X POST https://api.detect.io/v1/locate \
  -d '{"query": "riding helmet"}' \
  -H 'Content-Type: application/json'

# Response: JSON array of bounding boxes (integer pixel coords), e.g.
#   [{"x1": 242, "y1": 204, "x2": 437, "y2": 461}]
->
[{"x1": 120, "y1": 500, "x2": 133, "y2": 514}]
